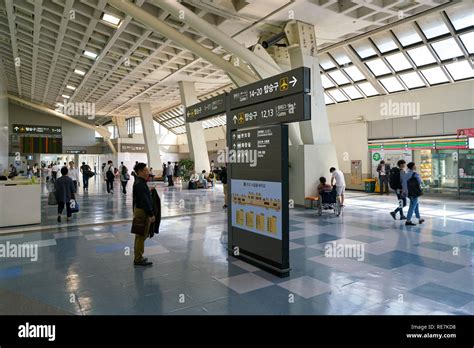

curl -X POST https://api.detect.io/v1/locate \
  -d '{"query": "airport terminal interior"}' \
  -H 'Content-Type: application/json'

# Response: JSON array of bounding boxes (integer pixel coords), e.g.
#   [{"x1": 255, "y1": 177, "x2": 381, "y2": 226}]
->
[{"x1": 0, "y1": 0, "x2": 473, "y2": 316}]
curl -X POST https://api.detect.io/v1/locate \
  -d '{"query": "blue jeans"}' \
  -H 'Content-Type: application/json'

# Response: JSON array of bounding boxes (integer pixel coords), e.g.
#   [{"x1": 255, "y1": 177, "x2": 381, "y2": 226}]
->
[
  {"x1": 407, "y1": 196, "x2": 420, "y2": 221},
  {"x1": 83, "y1": 176, "x2": 89, "y2": 189}
]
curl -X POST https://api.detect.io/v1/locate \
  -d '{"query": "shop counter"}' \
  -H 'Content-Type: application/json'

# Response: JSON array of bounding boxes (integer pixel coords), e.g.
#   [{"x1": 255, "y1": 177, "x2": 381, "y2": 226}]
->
[{"x1": 0, "y1": 181, "x2": 41, "y2": 227}]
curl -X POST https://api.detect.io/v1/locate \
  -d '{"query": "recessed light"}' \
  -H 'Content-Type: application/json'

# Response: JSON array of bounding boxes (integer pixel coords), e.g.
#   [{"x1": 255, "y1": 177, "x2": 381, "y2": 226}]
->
[
  {"x1": 66, "y1": 85, "x2": 76, "y2": 90},
  {"x1": 83, "y1": 50, "x2": 97, "y2": 59},
  {"x1": 101, "y1": 12, "x2": 121, "y2": 26},
  {"x1": 74, "y1": 69, "x2": 85, "y2": 76},
  {"x1": 62, "y1": 94, "x2": 70, "y2": 99}
]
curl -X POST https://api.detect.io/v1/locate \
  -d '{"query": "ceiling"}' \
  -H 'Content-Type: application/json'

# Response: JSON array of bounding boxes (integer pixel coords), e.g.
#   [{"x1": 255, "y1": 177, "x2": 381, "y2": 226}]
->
[{"x1": 0, "y1": 0, "x2": 472, "y2": 135}]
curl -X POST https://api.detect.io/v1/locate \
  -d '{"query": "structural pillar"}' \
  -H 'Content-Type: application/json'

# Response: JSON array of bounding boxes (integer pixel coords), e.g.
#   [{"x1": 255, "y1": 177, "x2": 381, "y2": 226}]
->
[
  {"x1": 178, "y1": 81, "x2": 210, "y2": 174},
  {"x1": 285, "y1": 21, "x2": 339, "y2": 205},
  {"x1": 138, "y1": 102, "x2": 161, "y2": 171},
  {"x1": 113, "y1": 116, "x2": 128, "y2": 138}
]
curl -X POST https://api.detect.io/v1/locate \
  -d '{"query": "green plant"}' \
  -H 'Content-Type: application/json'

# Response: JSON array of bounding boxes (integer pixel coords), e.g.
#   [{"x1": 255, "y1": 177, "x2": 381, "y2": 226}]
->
[{"x1": 178, "y1": 158, "x2": 194, "y2": 181}]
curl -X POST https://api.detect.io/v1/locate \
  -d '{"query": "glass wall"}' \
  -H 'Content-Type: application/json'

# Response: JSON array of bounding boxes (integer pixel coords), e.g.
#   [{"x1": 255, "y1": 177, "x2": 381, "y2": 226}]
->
[{"x1": 459, "y1": 150, "x2": 474, "y2": 197}]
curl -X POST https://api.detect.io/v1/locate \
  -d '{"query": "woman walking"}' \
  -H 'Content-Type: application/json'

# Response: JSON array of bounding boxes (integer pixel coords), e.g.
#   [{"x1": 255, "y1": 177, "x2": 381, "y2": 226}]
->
[{"x1": 120, "y1": 165, "x2": 130, "y2": 194}]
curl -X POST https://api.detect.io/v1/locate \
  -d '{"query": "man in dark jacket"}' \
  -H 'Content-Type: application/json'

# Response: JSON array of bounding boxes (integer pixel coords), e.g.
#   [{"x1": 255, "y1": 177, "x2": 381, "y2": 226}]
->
[
  {"x1": 132, "y1": 163, "x2": 154, "y2": 266},
  {"x1": 55, "y1": 166, "x2": 76, "y2": 223},
  {"x1": 376, "y1": 160, "x2": 391, "y2": 195},
  {"x1": 221, "y1": 166, "x2": 228, "y2": 208}
]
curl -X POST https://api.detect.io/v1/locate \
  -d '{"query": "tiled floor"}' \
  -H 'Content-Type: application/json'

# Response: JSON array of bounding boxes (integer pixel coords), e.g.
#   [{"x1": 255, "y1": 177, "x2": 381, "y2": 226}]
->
[{"x1": 0, "y1": 183, "x2": 472, "y2": 315}]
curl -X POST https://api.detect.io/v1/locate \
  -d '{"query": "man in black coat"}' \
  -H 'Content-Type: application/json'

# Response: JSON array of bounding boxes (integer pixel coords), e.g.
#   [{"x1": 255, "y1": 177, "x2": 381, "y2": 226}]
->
[{"x1": 55, "y1": 166, "x2": 76, "y2": 223}]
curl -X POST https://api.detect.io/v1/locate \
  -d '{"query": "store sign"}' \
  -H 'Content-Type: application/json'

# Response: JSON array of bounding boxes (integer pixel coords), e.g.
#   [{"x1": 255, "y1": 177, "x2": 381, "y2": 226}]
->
[
  {"x1": 120, "y1": 144, "x2": 146, "y2": 153},
  {"x1": 12, "y1": 124, "x2": 62, "y2": 135},
  {"x1": 185, "y1": 94, "x2": 226, "y2": 123},
  {"x1": 66, "y1": 150, "x2": 86, "y2": 154},
  {"x1": 228, "y1": 93, "x2": 311, "y2": 131},
  {"x1": 457, "y1": 128, "x2": 474, "y2": 137},
  {"x1": 469, "y1": 137, "x2": 474, "y2": 149},
  {"x1": 229, "y1": 67, "x2": 310, "y2": 109}
]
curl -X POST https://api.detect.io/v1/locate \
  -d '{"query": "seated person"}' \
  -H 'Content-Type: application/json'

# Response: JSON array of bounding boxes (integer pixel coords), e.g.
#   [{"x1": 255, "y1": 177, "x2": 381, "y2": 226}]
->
[
  {"x1": 199, "y1": 170, "x2": 208, "y2": 188},
  {"x1": 188, "y1": 170, "x2": 199, "y2": 189},
  {"x1": 317, "y1": 177, "x2": 333, "y2": 197}
]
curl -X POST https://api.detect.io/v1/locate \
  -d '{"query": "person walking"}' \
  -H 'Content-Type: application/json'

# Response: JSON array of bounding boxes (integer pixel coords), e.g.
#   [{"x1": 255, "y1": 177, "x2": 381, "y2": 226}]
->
[
  {"x1": 173, "y1": 162, "x2": 180, "y2": 184},
  {"x1": 80, "y1": 162, "x2": 91, "y2": 191},
  {"x1": 103, "y1": 160, "x2": 115, "y2": 194},
  {"x1": 132, "y1": 163, "x2": 154, "y2": 266},
  {"x1": 51, "y1": 162, "x2": 60, "y2": 182},
  {"x1": 120, "y1": 165, "x2": 130, "y2": 194},
  {"x1": 166, "y1": 161, "x2": 174, "y2": 187},
  {"x1": 68, "y1": 161, "x2": 80, "y2": 192},
  {"x1": 402, "y1": 162, "x2": 425, "y2": 226},
  {"x1": 389, "y1": 160, "x2": 407, "y2": 220},
  {"x1": 330, "y1": 167, "x2": 346, "y2": 206},
  {"x1": 376, "y1": 160, "x2": 390, "y2": 195},
  {"x1": 221, "y1": 166, "x2": 228, "y2": 208},
  {"x1": 55, "y1": 166, "x2": 76, "y2": 223}
]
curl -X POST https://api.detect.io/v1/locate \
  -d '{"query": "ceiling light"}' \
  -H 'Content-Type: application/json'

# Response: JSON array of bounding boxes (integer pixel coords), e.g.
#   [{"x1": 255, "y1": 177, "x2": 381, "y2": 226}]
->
[
  {"x1": 62, "y1": 94, "x2": 70, "y2": 99},
  {"x1": 66, "y1": 85, "x2": 76, "y2": 90},
  {"x1": 102, "y1": 13, "x2": 121, "y2": 26},
  {"x1": 83, "y1": 50, "x2": 98, "y2": 59},
  {"x1": 74, "y1": 69, "x2": 85, "y2": 76}
]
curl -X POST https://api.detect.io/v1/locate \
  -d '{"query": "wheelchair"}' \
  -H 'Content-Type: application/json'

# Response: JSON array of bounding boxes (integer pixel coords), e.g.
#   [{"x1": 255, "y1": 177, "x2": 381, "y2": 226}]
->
[{"x1": 316, "y1": 187, "x2": 342, "y2": 217}]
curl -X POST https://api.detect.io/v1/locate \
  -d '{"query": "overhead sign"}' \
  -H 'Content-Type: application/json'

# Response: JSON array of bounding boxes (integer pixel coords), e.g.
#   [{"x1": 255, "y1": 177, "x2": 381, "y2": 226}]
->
[
  {"x1": 12, "y1": 124, "x2": 62, "y2": 135},
  {"x1": 457, "y1": 128, "x2": 474, "y2": 137},
  {"x1": 66, "y1": 150, "x2": 86, "y2": 154},
  {"x1": 120, "y1": 144, "x2": 146, "y2": 153},
  {"x1": 229, "y1": 66, "x2": 310, "y2": 110},
  {"x1": 185, "y1": 94, "x2": 226, "y2": 123},
  {"x1": 228, "y1": 93, "x2": 311, "y2": 131}
]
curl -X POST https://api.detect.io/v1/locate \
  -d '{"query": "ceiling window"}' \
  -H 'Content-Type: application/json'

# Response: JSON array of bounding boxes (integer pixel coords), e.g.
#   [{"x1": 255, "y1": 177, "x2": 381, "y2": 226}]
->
[
  {"x1": 420, "y1": 66, "x2": 449, "y2": 85},
  {"x1": 324, "y1": 93, "x2": 334, "y2": 105},
  {"x1": 328, "y1": 89, "x2": 348, "y2": 102},
  {"x1": 418, "y1": 17, "x2": 450, "y2": 39},
  {"x1": 342, "y1": 86, "x2": 363, "y2": 99},
  {"x1": 460, "y1": 32, "x2": 474, "y2": 54},
  {"x1": 445, "y1": 61, "x2": 474, "y2": 80},
  {"x1": 399, "y1": 71, "x2": 425, "y2": 88},
  {"x1": 407, "y1": 46, "x2": 436, "y2": 66},
  {"x1": 344, "y1": 66, "x2": 365, "y2": 81},
  {"x1": 379, "y1": 76, "x2": 404, "y2": 92},
  {"x1": 352, "y1": 41, "x2": 377, "y2": 59},
  {"x1": 446, "y1": 4, "x2": 474, "y2": 31},
  {"x1": 393, "y1": 26, "x2": 422, "y2": 47},
  {"x1": 385, "y1": 52, "x2": 412, "y2": 71},
  {"x1": 328, "y1": 70, "x2": 350, "y2": 85},
  {"x1": 357, "y1": 82, "x2": 379, "y2": 96},
  {"x1": 431, "y1": 38, "x2": 464, "y2": 60},
  {"x1": 372, "y1": 34, "x2": 398, "y2": 53},
  {"x1": 366, "y1": 58, "x2": 391, "y2": 76},
  {"x1": 321, "y1": 74, "x2": 335, "y2": 88},
  {"x1": 331, "y1": 50, "x2": 351, "y2": 66},
  {"x1": 320, "y1": 55, "x2": 336, "y2": 70}
]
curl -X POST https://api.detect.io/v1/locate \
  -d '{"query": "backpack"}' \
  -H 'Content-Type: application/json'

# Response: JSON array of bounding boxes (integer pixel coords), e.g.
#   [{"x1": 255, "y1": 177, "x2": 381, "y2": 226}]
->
[
  {"x1": 106, "y1": 166, "x2": 115, "y2": 181},
  {"x1": 408, "y1": 172, "x2": 423, "y2": 198},
  {"x1": 389, "y1": 167, "x2": 401, "y2": 190}
]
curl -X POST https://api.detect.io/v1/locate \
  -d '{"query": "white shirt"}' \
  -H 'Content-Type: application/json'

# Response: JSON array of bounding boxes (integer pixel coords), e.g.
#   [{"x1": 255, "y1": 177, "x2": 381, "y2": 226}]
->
[
  {"x1": 52, "y1": 165, "x2": 60, "y2": 172},
  {"x1": 68, "y1": 167, "x2": 79, "y2": 181},
  {"x1": 332, "y1": 169, "x2": 346, "y2": 187},
  {"x1": 103, "y1": 164, "x2": 114, "y2": 180}
]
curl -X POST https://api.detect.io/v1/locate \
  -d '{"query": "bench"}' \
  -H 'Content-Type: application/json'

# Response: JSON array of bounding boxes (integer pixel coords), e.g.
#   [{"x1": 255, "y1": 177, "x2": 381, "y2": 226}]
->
[{"x1": 304, "y1": 196, "x2": 319, "y2": 209}]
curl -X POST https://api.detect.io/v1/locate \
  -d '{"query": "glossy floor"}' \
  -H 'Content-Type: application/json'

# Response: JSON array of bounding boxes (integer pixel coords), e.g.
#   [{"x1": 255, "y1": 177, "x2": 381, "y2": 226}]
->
[{"x1": 0, "y1": 185, "x2": 472, "y2": 315}]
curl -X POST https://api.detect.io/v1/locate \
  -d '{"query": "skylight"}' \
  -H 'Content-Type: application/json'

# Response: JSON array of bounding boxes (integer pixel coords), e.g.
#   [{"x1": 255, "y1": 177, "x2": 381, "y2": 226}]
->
[
  {"x1": 344, "y1": 66, "x2": 365, "y2": 81},
  {"x1": 321, "y1": 74, "x2": 334, "y2": 88},
  {"x1": 418, "y1": 17, "x2": 450, "y2": 39},
  {"x1": 328, "y1": 70, "x2": 350, "y2": 85},
  {"x1": 460, "y1": 32, "x2": 474, "y2": 54},
  {"x1": 83, "y1": 50, "x2": 98, "y2": 59},
  {"x1": 357, "y1": 82, "x2": 378, "y2": 96},
  {"x1": 446, "y1": 5, "x2": 474, "y2": 30},
  {"x1": 331, "y1": 51, "x2": 351, "y2": 66},
  {"x1": 385, "y1": 52, "x2": 412, "y2": 71},
  {"x1": 352, "y1": 41, "x2": 377, "y2": 59},
  {"x1": 74, "y1": 69, "x2": 85, "y2": 76},
  {"x1": 366, "y1": 58, "x2": 391, "y2": 76},
  {"x1": 379, "y1": 76, "x2": 404, "y2": 92},
  {"x1": 328, "y1": 89, "x2": 348, "y2": 102},
  {"x1": 431, "y1": 38, "x2": 463, "y2": 61},
  {"x1": 102, "y1": 13, "x2": 121, "y2": 26},
  {"x1": 420, "y1": 66, "x2": 449, "y2": 85},
  {"x1": 399, "y1": 72, "x2": 425, "y2": 88},
  {"x1": 320, "y1": 55, "x2": 336, "y2": 70},
  {"x1": 393, "y1": 26, "x2": 422, "y2": 47},
  {"x1": 342, "y1": 86, "x2": 363, "y2": 99},
  {"x1": 407, "y1": 46, "x2": 436, "y2": 66},
  {"x1": 445, "y1": 61, "x2": 474, "y2": 80},
  {"x1": 372, "y1": 34, "x2": 398, "y2": 53},
  {"x1": 324, "y1": 93, "x2": 334, "y2": 105}
]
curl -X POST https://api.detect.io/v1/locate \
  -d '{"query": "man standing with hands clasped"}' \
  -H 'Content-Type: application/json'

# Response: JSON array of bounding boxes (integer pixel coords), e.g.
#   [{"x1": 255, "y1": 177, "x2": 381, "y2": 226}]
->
[{"x1": 132, "y1": 163, "x2": 155, "y2": 266}]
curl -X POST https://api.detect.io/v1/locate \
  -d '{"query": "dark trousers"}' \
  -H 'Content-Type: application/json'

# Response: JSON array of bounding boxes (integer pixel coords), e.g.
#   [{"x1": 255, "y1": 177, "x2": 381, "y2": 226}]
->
[
  {"x1": 393, "y1": 190, "x2": 406, "y2": 217},
  {"x1": 379, "y1": 175, "x2": 389, "y2": 194},
  {"x1": 58, "y1": 201, "x2": 72, "y2": 218},
  {"x1": 52, "y1": 172, "x2": 57, "y2": 182},
  {"x1": 106, "y1": 179, "x2": 114, "y2": 193},
  {"x1": 167, "y1": 175, "x2": 174, "y2": 186},
  {"x1": 73, "y1": 181, "x2": 77, "y2": 193},
  {"x1": 121, "y1": 180, "x2": 127, "y2": 194},
  {"x1": 83, "y1": 176, "x2": 89, "y2": 189}
]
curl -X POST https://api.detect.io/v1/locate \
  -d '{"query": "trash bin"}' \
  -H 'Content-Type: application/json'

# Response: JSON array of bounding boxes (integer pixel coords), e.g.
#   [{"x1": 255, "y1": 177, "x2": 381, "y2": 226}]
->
[{"x1": 363, "y1": 179, "x2": 376, "y2": 193}]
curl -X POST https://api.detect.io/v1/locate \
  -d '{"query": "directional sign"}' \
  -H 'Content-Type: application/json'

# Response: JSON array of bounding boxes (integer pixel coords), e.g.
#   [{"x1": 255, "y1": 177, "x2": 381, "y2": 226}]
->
[
  {"x1": 185, "y1": 94, "x2": 226, "y2": 123},
  {"x1": 12, "y1": 124, "x2": 62, "y2": 135},
  {"x1": 228, "y1": 93, "x2": 311, "y2": 131},
  {"x1": 229, "y1": 67, "x2": 310, "y2": 110}
]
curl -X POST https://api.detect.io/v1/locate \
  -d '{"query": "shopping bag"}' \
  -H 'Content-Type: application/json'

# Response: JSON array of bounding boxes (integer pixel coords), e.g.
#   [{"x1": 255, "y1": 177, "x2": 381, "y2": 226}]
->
[
  {"x1": 48, "y1": 191, "x2": 57, "y2": 205},
  {"x1": 69, "y1": 199, "x2": 79, "y2": 213}
]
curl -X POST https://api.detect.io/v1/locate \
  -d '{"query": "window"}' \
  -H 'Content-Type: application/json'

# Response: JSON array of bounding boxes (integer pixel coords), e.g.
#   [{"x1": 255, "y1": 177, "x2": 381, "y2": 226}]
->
[
  {"x1": 134, "y1": 117, "x2": 143, "y2": 134},
  {"x1": 379, "y1": 76, "x2": 404, "y2": 92},
  {"x1": 393, "y1": 26, "x2": 422, "y2": 46},
  {"x1": 324, "y1": 93, "x2": 334, "y2": 105},
  {"x1": 372, "y1": 34, "x2": 398, "y2": 53},
  {"x1": 420, "y1": 66, "x2": 449, "y2": 85},
  {"x1": 418, "y1": 17, "x2": 449, "y2": 39},
  {"x1": 357, "y1": 82, "x2": 378, "y2": 96},
  {"x1": 344, "y1": 66, "x2": 365, "y2": 81},
  {"x1": 366, "y1": 58, "x2": 391, "y2": 76},
  {"x1": 431, "y1": 38, "x2": 463, "y2": 60},
  {"x1": 445, "y1": 61, "x2": 474, "y2": 80},
  {"x1": 446, "y1": 4, "x2": 474, "y2": 30},
  {"x1": 399, "y1": 72, "x2": 425, "y2": 88},
  {"x1": 328, "y1": 89, "x2": 348, "y2": 102},
  {"x1": 320, "y1": 55, "x2": 336, "y2": 70},
  {"x1": 460, "y1": 32, "x2": 474, "y2": 54},
  {"x1": 95, "y1": 131, "x2": 102, "y2": 138},
  {"x1": 331, "y1": 50, "x2": 351, "y2": 66},
  {"x1": 342, "y1": 86, "x2": 363, "y2": 99},
  {"x1": 328, "y1": 70, "x2": 350, "y2": 85},
  {"x1": 126, "y1": 117, "x2": 135, "y2": 135},
  {"x1": 352, "y1": 41, "x2": 377, "y2": 58},
  {"x1": 407, "y1": 46, "x2": 436, "y2": 66},
  {"x1": 320, "y1": 74, "x2": 335, "y2": 88},
  {"x1": 385, "y1": 52, "x2": 412, "y2": 71}
]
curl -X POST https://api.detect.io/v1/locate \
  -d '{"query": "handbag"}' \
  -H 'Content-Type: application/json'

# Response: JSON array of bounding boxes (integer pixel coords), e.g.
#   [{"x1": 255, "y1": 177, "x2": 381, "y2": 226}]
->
[
  {"x1": 69, "y1": 199, "x2": 79, "y2": 213},
  {"x1": 48, "y1": 191, "x2": 57, "y2": 205},
  {"x1": 131, "y1": 216, "x2": 147, "y2": 236}
]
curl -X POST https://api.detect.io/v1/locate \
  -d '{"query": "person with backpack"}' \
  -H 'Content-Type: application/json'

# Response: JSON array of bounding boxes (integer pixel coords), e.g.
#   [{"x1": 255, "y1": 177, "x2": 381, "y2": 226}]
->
[
  {"x1": 376, "y1": 160, "x2": 390, "y2": 195},
  {"x1": 80, "y1": 162, "x2": 92, "y2": 191},
  {"x1": 402, "y1": 162, "x2": 425, "y2": 226},
  {"x1": 389, "y1": 160, "x2": 407, "y2": 220},
  {"x1": 103, "y1": 160, "x2": 115, "y2": 194},
  {"x1": 120, "y1": 165, "x2": 130, "y2": 194}
]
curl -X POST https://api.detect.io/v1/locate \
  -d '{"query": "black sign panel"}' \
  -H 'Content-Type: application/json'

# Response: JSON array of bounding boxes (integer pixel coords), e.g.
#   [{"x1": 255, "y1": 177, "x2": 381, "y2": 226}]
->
[
  {"x1": 185, "y1": 94, "x2": 226, "y2": 123},
  {"x1": 228, "y1": 93, "x2": 311, "y2": 131},
  {"x1": 229, "y1": 66, "x2": 310, "y2": 110},
  {"x1": 12, "y1": 124, "x2": 62, "y2": 135},
  {"x1": 66, "y1": 150, "x2": 86, "y2": 154},
  {"x1": 120, "y1": 144, "x2": 146, "y2": 153}
]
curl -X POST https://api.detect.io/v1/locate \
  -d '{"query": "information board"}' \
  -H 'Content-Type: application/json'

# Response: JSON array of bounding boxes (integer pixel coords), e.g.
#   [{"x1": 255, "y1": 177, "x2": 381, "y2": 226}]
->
[
  {"x1": 12, "y1": 124, "x2": 62, "y2": 135},
  {"x1": 229, "y1": 67, "x2": 310, "y2": 109},
  {"x1": 185, "y1": 94, "x2": 226, "y2": 123},
  {"x1": 228, "y1": 93, "x2": 311, "y2": 131}
]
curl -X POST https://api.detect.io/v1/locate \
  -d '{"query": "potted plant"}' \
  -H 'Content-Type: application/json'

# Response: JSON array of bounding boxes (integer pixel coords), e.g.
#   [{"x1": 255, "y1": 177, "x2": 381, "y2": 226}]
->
[{"x1": 179, "y1": 158, "x2": 194, "y2": 189}]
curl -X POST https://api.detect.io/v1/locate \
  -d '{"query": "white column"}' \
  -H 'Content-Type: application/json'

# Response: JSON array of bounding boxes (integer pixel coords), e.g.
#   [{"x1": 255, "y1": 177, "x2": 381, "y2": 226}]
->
[
  {"x1": 138, "y1": 102, "x2": 161, "y2": 170},
  {"x1": 178, "y1": 81, "x2": 210, "y2": 174},
  {"x1": 113, "y1": 116, "x2": 128, "y2": 139}
]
